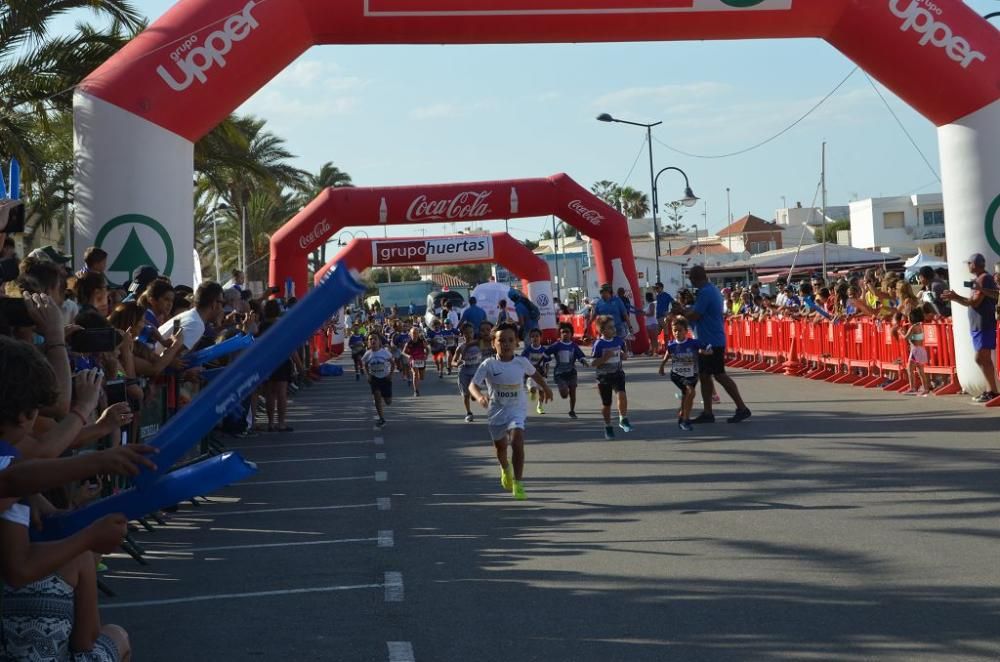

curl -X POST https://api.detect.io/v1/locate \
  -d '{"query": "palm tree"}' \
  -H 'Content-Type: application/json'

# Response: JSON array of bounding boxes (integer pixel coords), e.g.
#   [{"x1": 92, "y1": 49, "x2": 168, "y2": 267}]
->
[
  {"x1": 617, "y1": 186, "x2": 649, "y2": 219},
  {"x1": 295, "y1": 162, "x2": 353, "y2": 267},
  {"x1": 213, "y1": 190, "x2": 299, "y2": 283},
  {"x1": 591, "y1": 180, "x2": 620, "y2": 209}
]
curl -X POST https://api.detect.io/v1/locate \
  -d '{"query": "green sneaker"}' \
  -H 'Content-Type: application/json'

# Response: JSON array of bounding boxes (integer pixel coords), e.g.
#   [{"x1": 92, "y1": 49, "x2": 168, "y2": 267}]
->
[
  {"x1": 536, "y1": 402, "x2": 545, "y2": 415},
  {"x1": 512, "y1": 480, "x2": 526, "y2": 500},
  {"x1": 500, "y1": 465, "x2": 513, "y2": 491}
]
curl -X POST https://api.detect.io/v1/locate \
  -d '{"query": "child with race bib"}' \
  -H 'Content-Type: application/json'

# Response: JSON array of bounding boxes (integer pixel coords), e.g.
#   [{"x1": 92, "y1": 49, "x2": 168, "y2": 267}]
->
[
  {"x1": 362, "y1": 333, "x2": 395, "y2": 427},
  {"x1": 592, "y1": 316, "x2": 632, "y2": 440},
  {"x1": 348, "y1": 323, "x2": 366, "y2": 381},
  {"x1": 545, "y1": 321, "x2": 589, "y2": 418},
  {"x1": 452, "y1": 322, "x2": 482, "y2": 422},
  {"x1": 428, "y1": 319, "x2": 448, "y2": 379},
  {"x1": 521, "y1": 328, "x2": 550, "y2": 415},
  {"x1": 658, "y1": 317, "x2": 701, "y2": 431},
  {"x1": 468, "y1": 324, "x2": 553, "y2": 500},
  {"x1": 403, "y1": 327, "x2": 429, "y2": 397}
]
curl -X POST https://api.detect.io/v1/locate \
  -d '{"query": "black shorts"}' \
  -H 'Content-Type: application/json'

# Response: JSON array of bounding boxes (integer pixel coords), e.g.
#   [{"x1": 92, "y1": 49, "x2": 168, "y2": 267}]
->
[
  {"x1": 698, "y1": 347, "x2": 726, "y2": 376},
  {"x1": 369, "y1": 377, "x2": 392, "y2": 400},
  {"x1": 554, "y1": 369, "x2": 578, "y2": 390},
  {"x1": 596, "y1": 370, "x2": 626, "y2": 406},
  {"x1": 671, "y1": 372, "x2": 698, "y2": 392}
]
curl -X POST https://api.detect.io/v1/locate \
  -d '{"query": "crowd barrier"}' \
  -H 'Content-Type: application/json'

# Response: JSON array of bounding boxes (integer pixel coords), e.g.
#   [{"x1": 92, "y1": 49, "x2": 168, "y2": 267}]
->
[{"x1": 723, "y1": 316, "x2": 999, "y2": 406}]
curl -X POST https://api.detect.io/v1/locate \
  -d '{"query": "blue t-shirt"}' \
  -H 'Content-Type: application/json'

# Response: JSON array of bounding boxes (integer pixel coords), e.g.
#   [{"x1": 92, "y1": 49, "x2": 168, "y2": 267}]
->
[
  {"x1": 460, "y1": 305, "x2": 487, "y2": 333},
  {"x1": 802, "y1": 295, "x2": 832, "y2": 320},
  {"x1": 521, "y1": 344, "x2": 549, "y2": 369},
  {"x1": 441, "y1": 328, "x2": 459, "y2": 347},
  {"x1": 545, "y1": 340, "x2": 586, "y2": 375},
  {"x1": 593, "y1": 297, "x2": 628, "y2": 329},
  {"x1": 655, "y1": 291, "x2": 675, "y2": 318},
  {"x1": 428, "y1": 330, "x2": 447, "y2": 352},
  {"x1": 348, "y1": 334, "x2": 366, "y2": 354},
  {"x1": 592, "y1": 336, "x2": 626, "y2": 375},
  {"x1": 667, "y1": 338, "x2": 700, "y2": 378},
  {"x1": 516, "y1": 302, "x2": 538, "y2": 332},
  {"x1": 692, "y1": 283, "x2": 726, "y2": 349}
]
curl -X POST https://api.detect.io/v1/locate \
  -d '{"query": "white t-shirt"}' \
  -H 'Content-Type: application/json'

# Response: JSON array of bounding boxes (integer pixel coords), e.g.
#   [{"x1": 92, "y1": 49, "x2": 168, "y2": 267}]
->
[
  {"x1": 363, "y1": 348, "x2": 394, "y2": 379},
  {"x1": 472, "y1": 356, "x2": 536, "y2": 425},
  {"x1": 159, "y1": 308, "x2": 206, "y2": 350},
  {"x1": 446, "y1": 310, "x2": 460, "y2": 327}
]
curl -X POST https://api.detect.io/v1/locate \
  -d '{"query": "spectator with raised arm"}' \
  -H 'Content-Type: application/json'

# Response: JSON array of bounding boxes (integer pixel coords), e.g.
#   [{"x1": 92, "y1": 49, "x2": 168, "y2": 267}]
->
[{"x1": 942, "y1": 253, "x2": 998, "y2": 403}]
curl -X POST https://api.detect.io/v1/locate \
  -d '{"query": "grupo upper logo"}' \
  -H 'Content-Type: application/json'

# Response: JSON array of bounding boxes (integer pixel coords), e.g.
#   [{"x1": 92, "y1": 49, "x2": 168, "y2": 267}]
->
[
  {"x1": 299, "y1": 219, "x2": 331, "y2": 250},
  {"x1": 567, "y1": 200, "x2": 605, "y2": 226},
  {"x1": 405, "y1": 191, "x2": 493, "y2": 222},
  {"x1": 373, "y1": 237, "x2": 493, "y2": 266},
  {"x1": 94, "y1": 214, "x2": 175, "y2": 284},
  {"x1": 888, "y1": 0, "x2": 986, "y2": 69},
  {"x1": 986, "y1": 193, "x2": 1000, "y2": 256},
  {"x1": 157, "y1": 0, "x2": 260, "y2": 92}
]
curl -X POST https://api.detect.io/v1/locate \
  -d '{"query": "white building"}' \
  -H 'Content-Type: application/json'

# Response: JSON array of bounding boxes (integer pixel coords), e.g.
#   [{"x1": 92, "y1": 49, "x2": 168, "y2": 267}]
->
[{"x1": 848, "y1": 194, "x2": 945, "y2": 258}]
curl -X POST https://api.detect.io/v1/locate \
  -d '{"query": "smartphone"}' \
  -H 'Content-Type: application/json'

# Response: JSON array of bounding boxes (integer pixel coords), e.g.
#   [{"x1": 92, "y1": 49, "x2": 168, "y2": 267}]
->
[
  {"x1": 173, "y1": 318, "x2": 182, "y2": 334},
  {"x1": 0, "y1": 297, "x2": 35, "y2": 327},
  {"x1": 105, "y1": 379, "x2": 127, "y2": 406},
  {"x1": 68, "y1": 328, "x2": 119, "y2": 353}
]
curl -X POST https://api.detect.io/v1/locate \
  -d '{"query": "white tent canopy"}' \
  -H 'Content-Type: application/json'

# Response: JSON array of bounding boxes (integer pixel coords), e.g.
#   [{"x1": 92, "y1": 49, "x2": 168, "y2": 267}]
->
[{"x1": 903, "y1": 250, "x2": 949, "y2": 278}]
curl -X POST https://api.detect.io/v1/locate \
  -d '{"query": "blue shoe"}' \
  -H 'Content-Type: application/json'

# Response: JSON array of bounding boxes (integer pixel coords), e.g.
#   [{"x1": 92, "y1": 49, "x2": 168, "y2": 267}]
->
[{"x1": 619, "y1": 417, "x2": 632, "y2": 432}]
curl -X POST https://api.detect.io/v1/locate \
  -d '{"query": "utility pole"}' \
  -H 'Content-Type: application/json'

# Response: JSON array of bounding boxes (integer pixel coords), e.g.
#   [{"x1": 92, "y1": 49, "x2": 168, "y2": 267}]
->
[
  {"x1": 821, "y1": 142, "x2": 828, "y2": 282},
  {"x1": 726, "y1": 187, "x2": 732, "y2": 252}
]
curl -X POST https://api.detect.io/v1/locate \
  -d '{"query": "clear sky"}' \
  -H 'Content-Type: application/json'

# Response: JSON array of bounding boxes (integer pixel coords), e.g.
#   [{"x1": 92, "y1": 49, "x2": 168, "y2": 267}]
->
[{"x1": 56, "y1": 1, "x2": 997, "y2": 246}]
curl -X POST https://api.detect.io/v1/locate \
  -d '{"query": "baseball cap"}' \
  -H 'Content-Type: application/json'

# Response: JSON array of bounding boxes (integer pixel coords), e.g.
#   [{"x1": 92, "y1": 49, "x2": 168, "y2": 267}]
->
[
  {"x1": 600, "y1": 283, "x2": 612, "y2": 293},
  {"x1": 128, "y1": 265, "x2": 160, "y2": 295},
  {"x1": 968, "y1": 253, "x2": 986, "y2": 267},
  {"x1": 28, "y1": 245, "x2": 72, "y2": 265}
]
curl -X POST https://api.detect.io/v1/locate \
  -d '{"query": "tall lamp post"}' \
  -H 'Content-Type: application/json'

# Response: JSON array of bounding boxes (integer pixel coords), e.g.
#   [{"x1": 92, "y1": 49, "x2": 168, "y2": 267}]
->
[
  {"x1": 597, "y1": 113, "x2": 664, "y2": 282},
  {"x1": 654, "y1": 166, "x2": 700, "y2": 279},
  {"x1": 209, "y1": 202, "x2": 229, "y2": 282}
]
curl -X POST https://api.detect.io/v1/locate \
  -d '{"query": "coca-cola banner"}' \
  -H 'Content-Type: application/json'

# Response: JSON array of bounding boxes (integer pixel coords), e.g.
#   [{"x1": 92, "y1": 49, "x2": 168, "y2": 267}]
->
[
  {"x1": 406, "y1": 191, "x2": 494, "y2": 223},
  {"x1": 372, "y1": 236, "x2": 494, "y2": 266}
]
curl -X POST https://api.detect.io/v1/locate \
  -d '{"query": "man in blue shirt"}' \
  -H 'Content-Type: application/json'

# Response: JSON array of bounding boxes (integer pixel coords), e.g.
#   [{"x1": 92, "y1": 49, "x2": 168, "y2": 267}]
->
[
  {"x1": 654, "y1": 282, "x2": 675, "y2": 325},
  {"x1": 588, "y1": 283, "x2": 631, "y2": 339},
  {"x1": 459, "y1": 296, "x2": 488, "y2": 337},
  {"x1": 682, "y1": 265, "x2": 751, "y2": 424}
]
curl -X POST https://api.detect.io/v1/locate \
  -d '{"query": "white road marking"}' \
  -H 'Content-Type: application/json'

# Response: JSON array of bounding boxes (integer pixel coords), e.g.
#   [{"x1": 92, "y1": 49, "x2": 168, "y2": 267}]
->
[
  {"x1": 374, "y1": 436, "x2": 385, "y2": 445},
  {"x1": 101, "y1": 583, "x2": 383, "y2": 609},
  {"x1": 384, "y1": 572, "x2": 404, "y2": 602},
  {"x1": 377, "y1": 497, "x2": 391, "y2": 511},
  {"x1": 238, "y1": 475, "x2": 373, "y2": 487},
  {"x1": 229, "y1": 439, "x2": 371, "y2": 450},
  {"x1": 387, "y1": 641, "x2": 415, "y2": 662},
  {"x1": 375, "y1": 452, "x2": 387, "y2": 460},
  {"x1": 207, "y1": 503, "x2": 376, "y2": 517},
  {"x1": 145, "y1": 537, "x2": 377, "y2": 555},
  {"x1": 377, "y1": 530, "x2": 394, "y2": 548},
  {"x1": 375, "y1": 471, "x2": 388, "y2": 482},
  {"x1": 254, "y1": 456, "x2": 369, "y2": 465}
]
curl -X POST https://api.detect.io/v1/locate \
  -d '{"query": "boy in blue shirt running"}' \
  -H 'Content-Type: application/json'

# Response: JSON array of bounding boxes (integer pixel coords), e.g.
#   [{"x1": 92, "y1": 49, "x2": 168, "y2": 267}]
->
[
  {"x1": 658, "y1": 317, "x2": 701, "y2": 431},
  {"x1": 591, "y1": 316, "x2": 632, "y2": 440},
  {"x1": 545, "y1": 322, "x2": 589, "y2": 418},
  {"x1": 521, "y1": 328, "x2": 550, "y2": 414}
]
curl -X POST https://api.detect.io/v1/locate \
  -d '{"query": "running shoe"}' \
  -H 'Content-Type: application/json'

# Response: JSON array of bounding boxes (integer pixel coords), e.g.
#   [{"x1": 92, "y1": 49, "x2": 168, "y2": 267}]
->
[
  {"x1": 619, "y1": 417, "x2": 633, "y2": 432},
  {"x1": 376, "y1": 417, "x2": 386, "y2": 427},
  {"x1": 500, "y1": 465, "x2": 513, "y2": 490},
  {"x1": 512, "y1": 480, "x2": 526, "y2": 500},
  {"x1": 604, "y1": 425, "x2": 615, "y2": 440},
  {"x1": 973, "y1": 391, "x2": 998, "y2": 403},
  {"x1": 465, "y1": 413, "x2": 474, "y2": 423},
  {"x1": 727, "y1": 408, "x2": 752, "y2": 424},
  {"x1": 916, "y1": 389, "x2": 929, "y2": 397},
  {"x1": 901, "y1": 389, "x2": 918, "y2": 396},
  {"x1": 679, "y1": 420, "x2": 693, "y2": 432},
  {"x1": 355, "y1": 373, "x2": 360, "y2": 381},
  {"x1": 691, "y1": 413, "x2": 716, "y2": 424},
  {"x1": 439, "y1": 372, "x2": 444, "y2": 380},
  {"x1": 712, "y1": 393, "x2": 721, "y2": 404},
  {"x1": 568, "y1": 410, "x2": 578, "y2": 419},
  {"x1": 536, "y1": 402, "x2": 545, "y2": 415}
]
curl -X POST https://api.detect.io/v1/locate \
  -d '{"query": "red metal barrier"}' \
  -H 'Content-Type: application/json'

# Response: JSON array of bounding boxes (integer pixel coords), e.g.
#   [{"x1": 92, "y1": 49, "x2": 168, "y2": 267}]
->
[{"x1": 723, "y1": 316, "x2": 969, "y2": 397}]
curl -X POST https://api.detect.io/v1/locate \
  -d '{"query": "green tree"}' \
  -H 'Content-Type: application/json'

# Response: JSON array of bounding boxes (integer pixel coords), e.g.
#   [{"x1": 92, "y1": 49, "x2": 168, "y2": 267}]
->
[
  {"x1": 369, "y1": 267, "x2": 420, "y2": 283},
  {"x1": 590, "y1": 180, "x2": 620, "y2": 209},
  {"x1": 662, "y1": 200, "x2": 687, "y2": 233},
  {"x1": 814, "y1": 219, "x2": 851, "y2": 243},
  {"x1": 443, "y1": 264, "x2": 491, "y2": 285},
  {"x1": 617, "y1": 186, "x2": 649, "y2": 219}
]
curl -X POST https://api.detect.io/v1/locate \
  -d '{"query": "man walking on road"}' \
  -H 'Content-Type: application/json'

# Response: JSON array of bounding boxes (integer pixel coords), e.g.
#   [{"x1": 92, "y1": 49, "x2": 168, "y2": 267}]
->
[
  {"x1": 942, "y1": 253, "x2": 998, "y2": 403},
  {"x1": 682, "y1": 265, "x2": 751, "y2": 424}
]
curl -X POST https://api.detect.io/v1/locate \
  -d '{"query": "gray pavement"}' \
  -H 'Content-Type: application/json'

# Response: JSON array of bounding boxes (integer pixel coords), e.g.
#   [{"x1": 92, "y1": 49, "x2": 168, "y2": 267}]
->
[{"x1": 102, "y1": 356, "x2": 1000, "y2": 661}]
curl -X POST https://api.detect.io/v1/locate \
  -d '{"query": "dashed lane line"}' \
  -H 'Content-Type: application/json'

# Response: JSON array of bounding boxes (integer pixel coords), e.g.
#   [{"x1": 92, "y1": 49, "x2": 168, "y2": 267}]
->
[{"x1": 101, "y1": 583, "x2": 384, "y2": 609}]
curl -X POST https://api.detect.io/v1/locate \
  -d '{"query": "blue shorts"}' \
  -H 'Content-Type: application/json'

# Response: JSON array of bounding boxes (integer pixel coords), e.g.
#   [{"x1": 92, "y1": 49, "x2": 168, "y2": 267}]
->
[{"x1": 971, "y1": 329, "x2": 996, "y2": 351}]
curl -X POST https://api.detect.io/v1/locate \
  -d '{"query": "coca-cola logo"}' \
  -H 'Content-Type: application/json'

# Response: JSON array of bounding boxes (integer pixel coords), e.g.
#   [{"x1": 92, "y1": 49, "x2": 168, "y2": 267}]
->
[
  {"x1": 568, "y1": 200, "x2": 605, "y2": 226},
  {"x1": 299, "y1": 219, "x2": 331, "y2": 249},
  {"x1": 406, "y1": 191, "x2": 493, "y2": 222}
]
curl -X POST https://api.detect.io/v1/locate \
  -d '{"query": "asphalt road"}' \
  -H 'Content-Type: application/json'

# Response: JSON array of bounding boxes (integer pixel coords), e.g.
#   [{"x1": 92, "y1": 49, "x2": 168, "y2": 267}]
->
[{"x1": 102, "y1": 355, "x2": 1000, "y2": 661}]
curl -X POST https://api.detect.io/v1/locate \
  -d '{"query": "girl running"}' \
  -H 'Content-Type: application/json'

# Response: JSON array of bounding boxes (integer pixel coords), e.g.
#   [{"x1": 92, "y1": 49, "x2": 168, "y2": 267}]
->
[
  {"x1": 443, "y1": 319, "x2": 459, "y2": 374},
  {"x1": 521, "y1": 328, "x2": 550, "y2": 414},
  {"x1": 592, "y1": 316, "x2": 631, "y2": 440},
  {"x1": 658, "y1": 317, "x2": 700, "y2": 431},
  {"x1": 403, "y1": 327, "x2": 429, "y2": 396},
  {"x1": 452, "y1": 323, "x2": 482, "y2": 422},
  {"x1": 348, "y1": 323, "x2": 366, "y2": 381},
  {"x1": 362, "y1": 333, "x2": 395, "y2": 427},
  {"x1": 545, "y1": 322, "x2": 588, "y2": 418},
  {"x1": 468, "y1": 324, "x2": 553, "y2": 500}
]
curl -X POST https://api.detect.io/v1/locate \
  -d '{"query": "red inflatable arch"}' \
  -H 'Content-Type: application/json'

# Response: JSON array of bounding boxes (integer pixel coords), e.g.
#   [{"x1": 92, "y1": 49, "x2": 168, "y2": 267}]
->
[
  {"x1": 74, "y1": 0, "x2": 1000, "y2": 390},
  {"x1": 314, "y1": 232, "x2": 558, "y2": 338},
  {"x1": 270, "y1": 173, "x2": 649, "y2": 351}
]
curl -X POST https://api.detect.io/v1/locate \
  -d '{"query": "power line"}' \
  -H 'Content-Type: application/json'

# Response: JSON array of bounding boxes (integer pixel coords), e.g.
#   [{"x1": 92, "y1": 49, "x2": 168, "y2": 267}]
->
[
  {"x1": 863, "y1": 73, "x2": 940, "y2": 182},
  {"x1": 621, "y1": 133, "x2": 648, "y2": 188},
  {"x1": 652, "y1": 67, "x2": 859, "y2": 160}
]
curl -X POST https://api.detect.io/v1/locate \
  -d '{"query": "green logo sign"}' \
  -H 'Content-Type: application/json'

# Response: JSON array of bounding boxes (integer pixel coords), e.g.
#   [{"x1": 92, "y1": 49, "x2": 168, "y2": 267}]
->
[
  {"x1": 94, "y1": 214, "x2": 175, "y2": 284},
  {"x1": 987, "y1": 193, "x2": 1000, "y2": 257},
  {"x1": 720, "y1": 0, "x2": 768, "y2": 6}
]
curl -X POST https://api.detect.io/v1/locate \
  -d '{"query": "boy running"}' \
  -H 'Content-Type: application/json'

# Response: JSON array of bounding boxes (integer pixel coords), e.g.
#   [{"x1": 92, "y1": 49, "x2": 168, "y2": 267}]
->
[
  {"x1": 468, "y1": 324, "x2": 553, "y2": 500},
  {"x1": 428, "y1": 320, "x2": 448, "y2": 379},
  {"x1": 592, "y1": 316, "x2": 632, "y2": 439},
  {"x1": 402, "y1": 327, "x2": 429, "y2": 397},
  {"x1": 452, "y1": 323, "x2": 483, "y2": 422},
  {"x1": 391, "y1": 323, "x2": 411, "y2": 385},
  {"x1": 348, "y1": 324, "x2": 366, "y2": 381},
  {"x1": 521, "y1": 328, "x2": 550, "y2": 414},
  {"x1": 442, "y1": 319, "x2": 459, "y2": 373},
  {"x1": 658, "y1": 317, "x2": 700, "y2": 431},
  {"x1": 362, "y1": 333, "x2": 395, "y2": 427},
  {"x1": 545, "y1": 322, "x2": 588, "y2": 418}
]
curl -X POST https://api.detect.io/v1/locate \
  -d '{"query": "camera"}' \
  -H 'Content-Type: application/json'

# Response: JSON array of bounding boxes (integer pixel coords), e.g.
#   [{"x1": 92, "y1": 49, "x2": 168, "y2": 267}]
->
[
  {"x1": 0, "y1": 298, "x2": 34, "y2": 327},
  {"x1": 963, "y1": 280, "x2": 977, "y2": 290},
  {"x1": 0, "y1": 200, "x2": 26, "y2": 234},
  {"x1": 68, "y1": 328, "x2": 120, "y2": 353}
]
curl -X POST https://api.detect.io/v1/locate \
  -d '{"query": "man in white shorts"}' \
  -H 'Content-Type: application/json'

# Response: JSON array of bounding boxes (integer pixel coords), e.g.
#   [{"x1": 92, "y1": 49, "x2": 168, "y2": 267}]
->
[{"x1": 468, "y1": 325, "x2": 552, "y2": 500}]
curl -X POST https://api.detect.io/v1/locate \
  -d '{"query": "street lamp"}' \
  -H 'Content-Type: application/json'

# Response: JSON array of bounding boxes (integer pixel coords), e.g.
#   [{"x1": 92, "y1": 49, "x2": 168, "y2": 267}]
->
[
  {"x1": 597, "y1": 112, "x2": 665, "y2": 281},
  {"x1": 335, "y1": 229, "x2": 369, "y2": 247},
  {"x1": 208, "y1": 202, "x2": 229, "y2": 282},
  {"x1": 654, "y1": 165, "x2": 699, "y2": 277}
]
